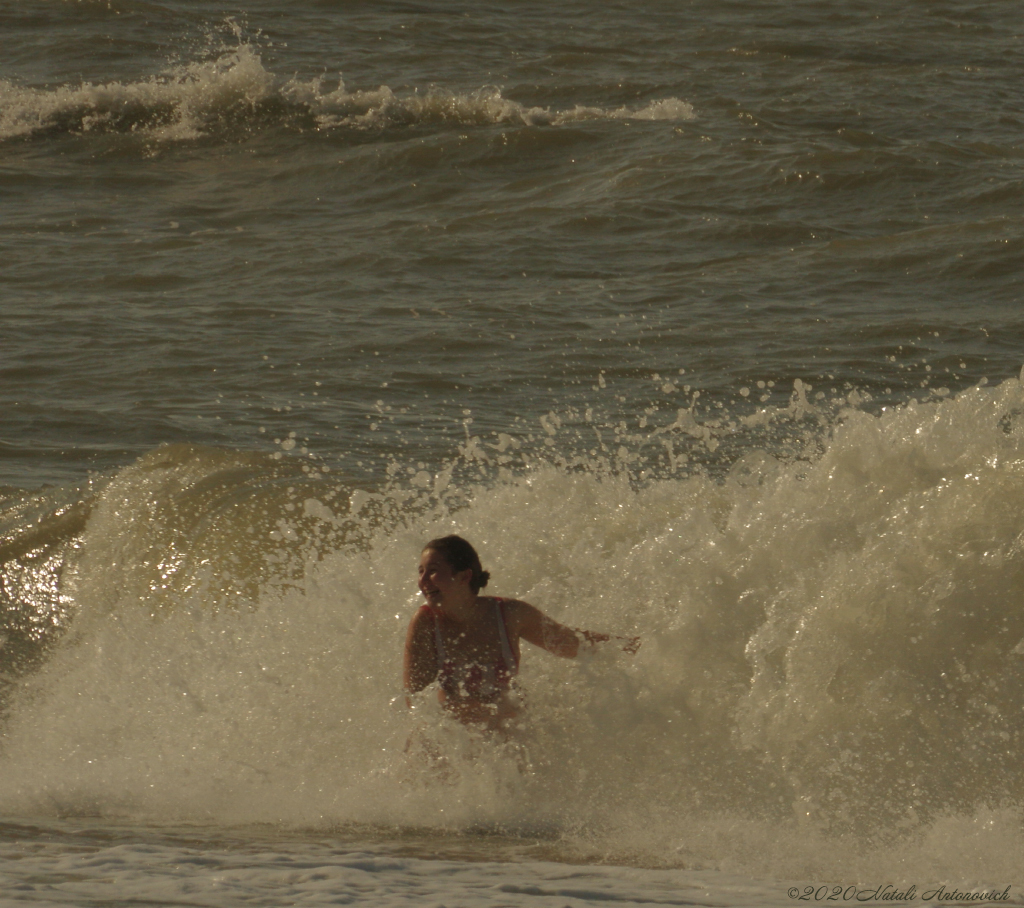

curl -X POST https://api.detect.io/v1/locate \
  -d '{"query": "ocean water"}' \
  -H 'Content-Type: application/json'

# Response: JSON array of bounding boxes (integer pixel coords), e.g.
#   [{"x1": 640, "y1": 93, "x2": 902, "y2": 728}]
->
[{"x1": 3, "y1": 1, "x2": 1024, "y2": 904}]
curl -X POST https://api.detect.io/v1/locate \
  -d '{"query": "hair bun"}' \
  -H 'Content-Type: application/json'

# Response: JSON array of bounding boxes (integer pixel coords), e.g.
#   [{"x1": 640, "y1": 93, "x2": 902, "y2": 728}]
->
[{"x1": 478, "y1": 569, "x2": 491, "y2": 589}]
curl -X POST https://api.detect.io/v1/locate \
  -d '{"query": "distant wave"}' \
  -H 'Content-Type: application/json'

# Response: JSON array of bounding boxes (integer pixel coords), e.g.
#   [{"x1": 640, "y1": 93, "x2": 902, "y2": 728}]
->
[{"x1": 0, "y1": 44, "x2": 694, "y2": 144}]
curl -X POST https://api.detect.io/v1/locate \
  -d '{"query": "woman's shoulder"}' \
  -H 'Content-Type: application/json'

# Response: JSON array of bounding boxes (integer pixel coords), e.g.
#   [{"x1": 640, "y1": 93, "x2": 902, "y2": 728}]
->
[
  {"x1": 480, "y1": 596, "x2": 535, "y2": 632},
  {"x1": 410, "y1": 603, "x2": 439, "y2": 629},
  {"x1": 480, "y1": 595, "x2": 527, "y2": 610}
]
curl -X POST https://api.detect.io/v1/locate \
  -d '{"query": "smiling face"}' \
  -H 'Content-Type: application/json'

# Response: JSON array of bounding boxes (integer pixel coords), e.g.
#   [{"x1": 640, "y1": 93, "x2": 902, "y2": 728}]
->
[{"x1": 418, "y1": 547, "x2": 472, "y2": 606}]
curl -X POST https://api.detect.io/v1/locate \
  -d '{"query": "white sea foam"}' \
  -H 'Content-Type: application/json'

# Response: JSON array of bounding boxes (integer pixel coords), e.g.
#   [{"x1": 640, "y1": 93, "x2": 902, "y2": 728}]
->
[
  {"x1": 0, "y1": 43, "x2": 694, "y2": 144},
  {"x1": 0, "y1": 46, "x2": 276, "y2": 142},
  {"x1": 3, "y1": 380, "x2": 1024, "y2": 885}
]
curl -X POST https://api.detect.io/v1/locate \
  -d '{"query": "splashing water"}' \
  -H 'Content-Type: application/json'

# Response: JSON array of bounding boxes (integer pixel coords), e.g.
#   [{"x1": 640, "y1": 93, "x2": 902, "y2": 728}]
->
[{"x1": 3, "y1": 378, "x2": 1024, "y2": 881}]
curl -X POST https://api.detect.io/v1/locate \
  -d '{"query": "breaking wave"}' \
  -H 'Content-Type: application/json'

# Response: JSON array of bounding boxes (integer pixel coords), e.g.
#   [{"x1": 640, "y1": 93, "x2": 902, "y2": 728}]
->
[
  {"x1": 4, "y1": 377, "x2": 1024, "y2": 880},
  {"x1": 0, "y1": 43, "x2": 694, "y2": 144}
]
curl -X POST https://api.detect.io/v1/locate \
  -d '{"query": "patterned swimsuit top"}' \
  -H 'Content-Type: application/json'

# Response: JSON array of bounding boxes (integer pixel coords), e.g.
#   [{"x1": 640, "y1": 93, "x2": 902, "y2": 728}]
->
[{"x1": 423, "y1": 598, "x2": 519, "y2": 703}]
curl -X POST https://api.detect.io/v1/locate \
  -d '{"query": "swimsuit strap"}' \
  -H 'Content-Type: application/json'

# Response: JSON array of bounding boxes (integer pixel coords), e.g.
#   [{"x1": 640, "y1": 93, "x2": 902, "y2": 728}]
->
[
  {"x1": 424, "y1": 604, "x2": 447, "y2": 668},
  {"x1": 493, "y1": 597, "x2": 518, "y2": 673}
]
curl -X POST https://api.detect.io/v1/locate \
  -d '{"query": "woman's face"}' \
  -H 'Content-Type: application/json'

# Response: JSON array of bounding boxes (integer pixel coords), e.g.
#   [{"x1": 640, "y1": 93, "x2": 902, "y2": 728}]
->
[{"x1": 418, "y1": 548, "x2": 471, "y2": 605}]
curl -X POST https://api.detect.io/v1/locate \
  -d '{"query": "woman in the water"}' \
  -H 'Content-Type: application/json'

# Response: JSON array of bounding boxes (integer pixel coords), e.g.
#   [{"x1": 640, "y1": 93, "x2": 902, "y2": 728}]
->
[{"x1": 403, "y1": 535, "x2": 640, "y2": 730}]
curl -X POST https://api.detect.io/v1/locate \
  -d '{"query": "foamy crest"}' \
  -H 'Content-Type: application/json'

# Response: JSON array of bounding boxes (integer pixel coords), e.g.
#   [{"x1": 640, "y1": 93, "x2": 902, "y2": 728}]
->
[
  {"x1": 0, "y1": 42, "x2": 693, "y2": 143},
  {"x1": 307, "y1": 83, "x2": 695, "y2": 130},
  {"x1": 0, "y1": 45, "x2": 275, "y2": 142}
]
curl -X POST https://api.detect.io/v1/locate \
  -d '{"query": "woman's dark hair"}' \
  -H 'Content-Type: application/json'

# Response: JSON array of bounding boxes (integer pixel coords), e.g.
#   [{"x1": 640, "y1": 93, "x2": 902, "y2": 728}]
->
[{"x1": 424, "y1": 535, "x2": 491, "y2": 593}]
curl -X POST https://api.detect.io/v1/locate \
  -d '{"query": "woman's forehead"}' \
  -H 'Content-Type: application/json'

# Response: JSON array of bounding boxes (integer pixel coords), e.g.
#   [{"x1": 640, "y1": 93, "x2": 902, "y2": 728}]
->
[{"x1": 419, "y1": 548, "x2": 446, "y2": 564}]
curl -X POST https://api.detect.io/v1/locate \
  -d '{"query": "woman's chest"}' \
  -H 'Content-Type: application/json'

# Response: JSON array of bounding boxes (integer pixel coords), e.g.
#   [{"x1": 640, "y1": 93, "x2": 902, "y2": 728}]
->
[{"x1": 437, "y1": 621, "x2": 506, "y2": 664}]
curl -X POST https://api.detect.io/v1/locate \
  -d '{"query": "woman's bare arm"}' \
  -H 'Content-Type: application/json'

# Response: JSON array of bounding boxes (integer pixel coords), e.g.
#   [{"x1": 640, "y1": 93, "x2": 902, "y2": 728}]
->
[
  {"x1": 511, "y1": 601, "x2": 586, "y2": 658},
  {"x1": 510, "y1": 600, "x2": 640, "y2": 657}
]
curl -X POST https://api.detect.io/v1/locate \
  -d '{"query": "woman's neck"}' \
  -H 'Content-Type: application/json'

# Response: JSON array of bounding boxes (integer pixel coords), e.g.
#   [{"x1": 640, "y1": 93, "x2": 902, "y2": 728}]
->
[{"x1": 437, "y1": 591, "x2": 482, "y2": 625}]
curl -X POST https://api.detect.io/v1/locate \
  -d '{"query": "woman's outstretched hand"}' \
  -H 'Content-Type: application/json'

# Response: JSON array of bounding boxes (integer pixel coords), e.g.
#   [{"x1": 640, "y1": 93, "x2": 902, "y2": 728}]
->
[{"x1": 578, "y1": 629, "x2": 641, "y2": 654}]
